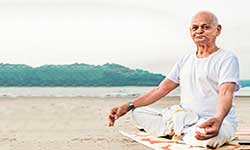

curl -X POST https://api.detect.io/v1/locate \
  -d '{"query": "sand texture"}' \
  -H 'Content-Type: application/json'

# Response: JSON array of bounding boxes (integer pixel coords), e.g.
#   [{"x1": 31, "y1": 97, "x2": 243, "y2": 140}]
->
[{"x1": 0, "y1": 96, "x2": 249, "y2": 150}]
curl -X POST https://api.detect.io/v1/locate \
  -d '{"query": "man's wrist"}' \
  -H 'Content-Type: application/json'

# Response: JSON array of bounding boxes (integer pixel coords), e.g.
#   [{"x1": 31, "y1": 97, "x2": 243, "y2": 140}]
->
[
  {"x1": 214, "y1": 115, "x2": 224, "y2": 123},
  {"x1": 127, "y1": 101, "x2": 135, "y2": 112}
]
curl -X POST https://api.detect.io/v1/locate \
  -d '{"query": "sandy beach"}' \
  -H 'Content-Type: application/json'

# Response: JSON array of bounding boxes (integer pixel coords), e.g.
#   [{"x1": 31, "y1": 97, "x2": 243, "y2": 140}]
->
[{"x1": 0, "y1": 96, "x2": 249, "y2": 150}]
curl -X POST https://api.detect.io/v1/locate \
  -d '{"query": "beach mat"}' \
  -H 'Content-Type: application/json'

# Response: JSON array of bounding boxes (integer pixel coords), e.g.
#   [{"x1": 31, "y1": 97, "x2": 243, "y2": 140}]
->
[
  {"x1": 235, "y1": 126, "x2": 250, "y2": 145},
  {"x1": 120, "y1": 126, "x2": 250, "y2": 150}
]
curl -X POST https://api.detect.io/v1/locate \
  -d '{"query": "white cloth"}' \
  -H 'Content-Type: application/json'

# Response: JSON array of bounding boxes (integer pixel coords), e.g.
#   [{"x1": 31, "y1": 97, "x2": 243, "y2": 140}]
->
[
  {"x1": 132, "y1": 105, "x2": 198, "y2": 136},
  {"x1": 161, "y1": 105, "x2": 198, "y2": 135},
  {"x1": 132, "y1": 107, "x2": 166, "y2": 136},
  {"x1": 132, "y1": 107, "x2": 235, "y2": 148},
  {"x1": 182, "y1": 118, "x2": 236, "y2": 148},
  {"x1": 166, "y1": 49, "x2": 240, "y2": 129}
]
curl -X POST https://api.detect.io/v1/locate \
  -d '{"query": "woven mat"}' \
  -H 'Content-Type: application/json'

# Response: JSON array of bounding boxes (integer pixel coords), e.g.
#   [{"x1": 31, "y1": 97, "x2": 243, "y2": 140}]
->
[{"x1": 120, "y1": 126, "x2": 250, "y2": 150}]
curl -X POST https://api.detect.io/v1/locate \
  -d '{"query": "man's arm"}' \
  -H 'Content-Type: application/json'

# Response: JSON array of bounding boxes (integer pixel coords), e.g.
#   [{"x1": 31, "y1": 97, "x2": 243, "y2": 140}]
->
[
  {"x1": 108, "y1": 78, "x2": 179, "y2": 127},
  {"x1": 133, "y1": 78, "x2": 179, "y2": 108},
  {"x1": 195, "y1": 82, "x2": 236, "y2": 140}
]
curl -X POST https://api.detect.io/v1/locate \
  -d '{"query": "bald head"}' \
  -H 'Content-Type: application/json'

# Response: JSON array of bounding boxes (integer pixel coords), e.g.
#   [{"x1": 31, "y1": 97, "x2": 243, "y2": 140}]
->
[
  {"x1": 191, "y1": 11, "x2": 219, "y2": 25},
  {"x1": 189, "y1": 11, "x2": 222, "y2": 46}
]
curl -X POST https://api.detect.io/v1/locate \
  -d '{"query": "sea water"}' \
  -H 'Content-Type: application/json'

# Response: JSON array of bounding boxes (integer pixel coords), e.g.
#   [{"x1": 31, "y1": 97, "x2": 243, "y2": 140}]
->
[
  {"x1": 0, "y1": 86, "x2": 178, "y2": 98},
  {"x1": 0, "y1": 86, "x2": 248, "y2": 98}
]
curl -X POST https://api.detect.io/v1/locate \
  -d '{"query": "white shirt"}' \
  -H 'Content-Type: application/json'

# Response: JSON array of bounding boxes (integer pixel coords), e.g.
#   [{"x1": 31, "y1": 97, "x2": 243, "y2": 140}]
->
[{"x1": 166, "y1": 49, "x2": 240, "y2": 129}]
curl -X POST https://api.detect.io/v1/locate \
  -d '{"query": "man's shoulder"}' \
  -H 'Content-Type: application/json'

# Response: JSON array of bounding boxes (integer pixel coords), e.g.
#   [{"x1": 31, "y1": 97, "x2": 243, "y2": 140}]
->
[
  {"x1": 218, "y1": 49, "x2": 238, "y2": 59},
  {"x1": 178, "y1": 52, "x2": 193, "y2": 62}
]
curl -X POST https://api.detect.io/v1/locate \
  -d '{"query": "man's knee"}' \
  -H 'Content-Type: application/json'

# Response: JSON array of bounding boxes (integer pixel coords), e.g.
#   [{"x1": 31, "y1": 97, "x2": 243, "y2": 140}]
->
[
  {"x1": 132, "y1": 107, "x2": 162, "y2": 118},
  {"x1": 131, "y1": 107, "x2": 167, "y2": 136},
  {"x1": 131, "y1": 107, "x2": 145, "y2": 115},
  {"x1": 206, "y1": 136, "x2": 226, "y2": 148},
  {"x1": 183, "y1": 130, "x2": 225, "y2": 148},
  {"x1": 206, "y1": 121, "x2": 235, "y2": 148},
  {"x1": 131, "y1": 107, "x2": 146, "y2": 120},
  {"x1": 183, "y1": 119, "x2": 235, "y2": 148}
]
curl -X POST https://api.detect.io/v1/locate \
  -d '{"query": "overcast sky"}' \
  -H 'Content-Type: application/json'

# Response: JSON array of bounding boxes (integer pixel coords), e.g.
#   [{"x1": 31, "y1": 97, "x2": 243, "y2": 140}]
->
[{"x1": 0, "y1": 0, "x2": 249, "y2": 79}]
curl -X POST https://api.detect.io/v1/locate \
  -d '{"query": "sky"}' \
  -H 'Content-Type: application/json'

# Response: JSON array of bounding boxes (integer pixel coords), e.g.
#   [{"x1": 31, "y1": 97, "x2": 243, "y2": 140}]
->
[{"x1": 0, "y1": 0, "x2": 250, "y2": 79}]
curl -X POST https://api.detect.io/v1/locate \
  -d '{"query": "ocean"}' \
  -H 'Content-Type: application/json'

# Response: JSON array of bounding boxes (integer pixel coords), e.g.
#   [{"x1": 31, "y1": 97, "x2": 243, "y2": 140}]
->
[{"x1": 0, "y1": 86, "x2": 249, "y2": 97}]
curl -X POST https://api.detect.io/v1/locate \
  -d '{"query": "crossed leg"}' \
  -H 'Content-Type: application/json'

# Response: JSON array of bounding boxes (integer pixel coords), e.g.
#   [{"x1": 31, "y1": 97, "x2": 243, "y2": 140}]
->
[
  {"x1": 182, "y1": 118, "x2": 236, "y2": 148},
  {"x1": 132, "y1": 107, "x2": 236, "y2": 148},
  {"x1": 132, "y1": 106, "x2": 168, "y2": 136}
]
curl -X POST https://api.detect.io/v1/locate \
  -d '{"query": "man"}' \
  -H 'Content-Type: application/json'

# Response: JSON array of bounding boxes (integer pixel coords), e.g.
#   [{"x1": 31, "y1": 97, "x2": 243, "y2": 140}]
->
[{"x1": 108, "y1": 11, "x2": 240, "y2": 148}]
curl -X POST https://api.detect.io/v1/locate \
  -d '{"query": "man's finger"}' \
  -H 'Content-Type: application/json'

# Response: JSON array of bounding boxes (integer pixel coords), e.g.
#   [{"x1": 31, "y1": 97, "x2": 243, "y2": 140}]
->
[
  {"x1": 108, "y1": 114, "x2": 115, "y2": 127},
  {"x1": 109, "y1": 121, "x2": 114, "y2": 127},
  {"x1": 111, "y1": 108, "x2": 118, "y2": 115},
  {"x1": 198, "y1": 119, "x2": 213, "y2": 128},
  {"x1": 204, "y1": 127, "x2": 217, "y2": 134},
  {"x1": 195, "y1": 134, "x2": 213, "y2": 140},
  {"x1": 195, "y1": 131, "x2": 216, "y2": 140},
  {"x1": 115, "y1": 108, "x2": 122, "y2": 120},
  {"x1": 109, "y1": 114, "x2": 115, "y2": 122}
]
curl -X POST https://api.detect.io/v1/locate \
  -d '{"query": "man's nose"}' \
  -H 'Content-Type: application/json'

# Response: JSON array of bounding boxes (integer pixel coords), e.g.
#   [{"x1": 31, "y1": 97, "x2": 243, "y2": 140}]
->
[{"x1": 196, "y1": 27, "x2": 204, "y2": 34}]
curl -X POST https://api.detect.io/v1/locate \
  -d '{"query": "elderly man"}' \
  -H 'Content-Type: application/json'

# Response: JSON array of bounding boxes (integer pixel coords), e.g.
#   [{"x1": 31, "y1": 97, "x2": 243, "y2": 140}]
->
[{"x1": 108, "y1": 11, "x2": 240, "y2": 148}]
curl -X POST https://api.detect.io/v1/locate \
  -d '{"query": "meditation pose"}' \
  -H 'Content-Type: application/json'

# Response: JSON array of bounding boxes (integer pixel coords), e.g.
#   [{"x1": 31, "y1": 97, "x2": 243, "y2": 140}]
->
[{"x1": 108, "y1": 11, "x2": 240, "y2": 148}]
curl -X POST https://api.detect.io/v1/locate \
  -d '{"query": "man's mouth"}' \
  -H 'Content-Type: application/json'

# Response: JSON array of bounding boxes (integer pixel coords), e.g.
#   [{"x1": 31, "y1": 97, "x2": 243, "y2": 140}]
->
[{"x1": 195, "y1": 35, "x2": 206, "y2": 39}]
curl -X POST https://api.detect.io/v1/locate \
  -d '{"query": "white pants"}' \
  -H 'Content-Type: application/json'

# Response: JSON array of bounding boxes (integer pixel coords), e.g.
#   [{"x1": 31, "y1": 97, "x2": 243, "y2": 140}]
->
[{"x1": 132, "y1": 106, "x2": 236, "y2": 148}]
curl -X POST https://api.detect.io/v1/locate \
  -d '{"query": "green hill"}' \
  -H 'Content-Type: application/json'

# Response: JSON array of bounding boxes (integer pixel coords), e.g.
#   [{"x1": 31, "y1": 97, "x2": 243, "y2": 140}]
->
[{"x1": 0, "y1": 63, "x2": 165, "y2": 86}]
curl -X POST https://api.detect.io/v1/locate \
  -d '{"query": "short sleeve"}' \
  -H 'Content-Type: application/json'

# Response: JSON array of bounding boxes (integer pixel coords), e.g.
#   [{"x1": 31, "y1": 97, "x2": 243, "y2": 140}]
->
[
  {"x1": 218, "y1": 56, "x2": 240, "y2": 92},
  {"x1": 166, "y1": 58, "x2": 182, "y2": 84}
]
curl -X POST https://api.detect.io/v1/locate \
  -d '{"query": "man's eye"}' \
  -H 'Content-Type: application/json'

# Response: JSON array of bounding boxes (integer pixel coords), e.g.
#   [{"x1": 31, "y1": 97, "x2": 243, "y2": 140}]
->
[
  {"x1": 203, "y1": 25, "x2": 210, "y2": 30},
  {"x1": 192, "y1": 27, "x2": 198, "y2": 31}
]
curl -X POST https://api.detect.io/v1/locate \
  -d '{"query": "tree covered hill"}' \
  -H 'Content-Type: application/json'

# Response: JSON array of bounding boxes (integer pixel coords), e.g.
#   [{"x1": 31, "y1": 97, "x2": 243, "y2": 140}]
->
[{"x1": 0, "y1": 63, "x2": 165, "y2": 86}]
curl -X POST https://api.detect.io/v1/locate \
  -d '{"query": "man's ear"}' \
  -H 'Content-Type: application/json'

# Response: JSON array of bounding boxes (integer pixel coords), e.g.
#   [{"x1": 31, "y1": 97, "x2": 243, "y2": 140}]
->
[{"x1": 216, "y1": 24, "x2": 222, "y2": 36}]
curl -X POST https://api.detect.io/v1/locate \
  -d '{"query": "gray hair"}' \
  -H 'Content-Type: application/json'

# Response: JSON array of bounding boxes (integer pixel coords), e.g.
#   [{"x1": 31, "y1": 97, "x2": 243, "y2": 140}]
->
[{"x1": 191, "y1": 11, "x2": 219, "y2": 25}]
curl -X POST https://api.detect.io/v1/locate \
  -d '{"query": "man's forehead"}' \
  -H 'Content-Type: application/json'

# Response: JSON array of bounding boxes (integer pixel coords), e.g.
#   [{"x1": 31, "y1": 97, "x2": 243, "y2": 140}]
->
[
  {"x1": 191, "y1": 21, "x2": 213, "y2": 26},
  {"x1": 191, "y1": 12, "x2": 216, "y2": 25}
]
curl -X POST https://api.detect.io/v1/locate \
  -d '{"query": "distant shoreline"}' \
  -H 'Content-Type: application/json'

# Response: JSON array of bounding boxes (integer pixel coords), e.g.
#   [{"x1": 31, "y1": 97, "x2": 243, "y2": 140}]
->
[
  {"x1": 0, "y1": 96, "x2": 249, "y2": 99},
  {"x1": 0, "y1": 86, "x2": 249, "y2": 97}
]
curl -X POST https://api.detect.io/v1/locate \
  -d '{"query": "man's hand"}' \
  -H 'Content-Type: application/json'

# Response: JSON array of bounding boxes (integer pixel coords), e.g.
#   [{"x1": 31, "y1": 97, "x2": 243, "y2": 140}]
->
[
  {"x1": 195, "y1": 117, "x2": 223, "y2": 140},
  {"x1": 108, "y1": 104, "x2": 129, "y2": 127}
]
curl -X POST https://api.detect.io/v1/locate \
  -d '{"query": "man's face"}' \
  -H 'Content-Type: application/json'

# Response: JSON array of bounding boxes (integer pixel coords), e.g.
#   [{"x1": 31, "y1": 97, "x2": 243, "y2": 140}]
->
[{"x1": 190, "y1": 13, "x2": 221, "y2": 45}]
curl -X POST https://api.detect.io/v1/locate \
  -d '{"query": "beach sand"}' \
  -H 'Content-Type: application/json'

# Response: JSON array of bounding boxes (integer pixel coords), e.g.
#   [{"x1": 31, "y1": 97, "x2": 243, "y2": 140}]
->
[{"x1": 0, "y1": 96, "x2": 249, "y2": 150}]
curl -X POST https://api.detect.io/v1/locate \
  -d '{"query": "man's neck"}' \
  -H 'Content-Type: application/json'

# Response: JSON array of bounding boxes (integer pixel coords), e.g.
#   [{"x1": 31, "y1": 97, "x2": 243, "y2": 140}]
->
[{"x1": 196, "y1": 44, "x2": 219, "y2": 58}]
